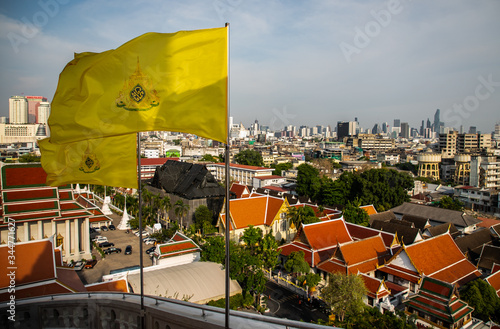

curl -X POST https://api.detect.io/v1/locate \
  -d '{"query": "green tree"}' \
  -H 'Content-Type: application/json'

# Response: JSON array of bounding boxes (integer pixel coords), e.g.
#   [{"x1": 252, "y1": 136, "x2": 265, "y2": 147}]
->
[
  {"x1": 437, "y1": 196, "x2": 464, "y2": 211},
  {"x1": 234, "y1": 149, "x2": 264, "y2": 167},
  {"x1": 461, "y1": 279, "x2": 500, "y2": 322},
  {"x1": 260, "y1": 230, "x2": 281, "y2": 269},
  {"x1": 321, "y1": 273, "x2": 367, "y2": 322},
  {"x1": 342, "y1": 200, "x2": 370, "y2": 226},
  {"x1": 160, "y1": 196, "x2": 172, "y2": 223},
  {"x1": 200, "y1": 154, "x2": 219, "y2": 162},
  {"x1": 271, "y1": 162, "x2": 293, "y2": 176},
  {"x1": 174, "y1": 200, "x2": 190, "y2": 229},
  {"x1": 194, "y1": 205, "x2": 215, "y2": 235},
  {"x1": 200, "y1": 235, "x2": 227, "y2": 264},
  {"x1": 284, "y1": 250, "x2": 310, "y2": 275},
  {"x1": 18, "y1": 154, "x2": 40, "y2": 163},
  {"x1": 286, "y1": 206, "x2": 319, "y2": 231},
  {"x1": 296, "y1": 163, "x2": 321, "y2": 200}
]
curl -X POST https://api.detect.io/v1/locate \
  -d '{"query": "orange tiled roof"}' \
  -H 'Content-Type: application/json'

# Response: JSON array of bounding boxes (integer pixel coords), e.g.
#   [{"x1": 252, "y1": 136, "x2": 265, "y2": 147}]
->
[
  {"x1": 0, "y1": 240, "x2": 55, "y2": 289},
  {"x1": 221, "y1": 195, "x2": 285, "y2": 230},
  {"x1": 86, "y1": 279, "x2": 129, "y2": 293},
  {"x1": 301, "y1": 219, "x2": 353, "y2": 250},
  {"x1": 0, "y1": 282, "x2": 74, "y2": 302},
  {"x1": 405, "y1": 233, "x2": 481, "y2": 285},
  {"x1": 339, "y1": 235, "x2": 390, "y2": 274},
  {"x1": 360, "y1": 205, "x2": 377, "y2": 216},
  {"x1": 56, "y1": 267, "x2": 86, "y2": 293},
  {"x1": 158, "y1": 241, "x2": 200, "y2": 258},
  {"x1": 1, "y1": 164, "x2": 47, "y2": 189},
  {"x1": 485, "y1": 270, "x2": 500, "y2": 297}
]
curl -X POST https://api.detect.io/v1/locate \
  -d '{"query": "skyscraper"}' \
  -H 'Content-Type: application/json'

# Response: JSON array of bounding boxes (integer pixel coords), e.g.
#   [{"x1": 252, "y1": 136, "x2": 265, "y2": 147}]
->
[
  {"x1": 37, "y1": 102, "x2": 51, "y2": 125},
  {"x1": 434, "y1": 109, "x2": 441, "y2": 133},
  {"x1": 9, "y1": 96, "x2": 28, "y2": 124},
  {"x1": 400, "y1": 122, "x2": 410, "y2": 139},
  {"x1": 394, "y1": 119, "x2": 401, "y2": 128}
]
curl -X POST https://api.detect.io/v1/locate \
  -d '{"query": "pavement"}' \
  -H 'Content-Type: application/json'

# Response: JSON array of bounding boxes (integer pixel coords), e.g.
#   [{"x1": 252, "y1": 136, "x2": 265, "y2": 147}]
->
[{"x1": 77, "y1": 209, "x2": 154, "y2": 285}]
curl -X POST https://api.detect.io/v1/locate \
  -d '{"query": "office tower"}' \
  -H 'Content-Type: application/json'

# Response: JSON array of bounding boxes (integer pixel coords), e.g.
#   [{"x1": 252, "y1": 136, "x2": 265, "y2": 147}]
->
[
  {"x1": 26, "y1": 96, "x2": 47, "y2": 123},
  {"x1": 469, "y1": 126, "x2": 477, "y2": 134},
  {"x1": 420, "y1": 120, "x2": 425, "y2": 136},
  {"x1": 337, "y1": 121, "x2": 356, "y2": 140},
  {"x1": 426, "y1": 118, "x2": 432, "y2": 129},
  {"x1": 411, "y1": 128, "x2": 418, "y2": 138},
  {"x1": 434, "y1": 109, "x2": 441, "y2": 133},
  {"x1": 382, "y1": 122, "x2": 388, "y2": 134},
  {"x1": 394, "y1": 119, "x2": 401, "y2": 128},
  {"x1": 37, "y1": 102, "x2": 50, "y2": 125},
  {"x1": 372, "y1": 123, "x2": 381, "y2": 134},
  {"x1": 9, "y1": 96, "x2": 28, "y2": 124},
  {"x1": 400, "y1": 122, "x2": 410, "y2": 139}
]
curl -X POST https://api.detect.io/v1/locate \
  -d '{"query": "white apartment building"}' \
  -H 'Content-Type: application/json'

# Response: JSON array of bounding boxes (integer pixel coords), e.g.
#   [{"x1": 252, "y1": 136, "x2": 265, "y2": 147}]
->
[
  {"x1": 9, "y1": 95, "x2": 28, "y2": 124},
  {"x1": 0, "y1": 123, "x2": 43, "y2": 143},
  {"x1": 210, "y1": 163, "x2": 274, "y2": 185},
  {"x1": 470, "y1": 156, "x2": 500, "y2": 190},
  {"x1": 37, "y1": 101, "x2": 50, "y2": 124}
]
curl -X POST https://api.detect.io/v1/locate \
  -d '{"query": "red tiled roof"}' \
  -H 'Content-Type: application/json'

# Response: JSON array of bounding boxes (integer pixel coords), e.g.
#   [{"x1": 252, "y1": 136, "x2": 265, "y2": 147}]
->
[
  {"x1": 339, "y1": 235, "x2": 390, "y2": 274},
  {"x1": 2, "y1": 188, "x2": 58, "y2": 202},
  {"x1": 477, "y1": 217, "x2": 500, "y2": 228},
  {"x1": 158, "y1": 241, "x2": 200, "y2": 257},
  {"x1": 0, "y1": 240, "x2": 55, "y2": 289},
  {"x1": 378, "y1": 264, "x2": 420, "y2": 283},
  {"x1": 140, "y1": 158, "x2": 177, "y2": 166},
  {"x1": 6, "y1": 211, "x2": 60, "y2": 221},
  {"x1": 345, "y1": 222, "x2": 396, "y2": 248},
  {"x1": 216, "y1": 163, "x2": 273, "y2": 171},
  {"x1": 317, "y1": 258, "x2": 347, "y2": 274},
  {"x1": 4, "y1": 200, "x2": 59, "y2": 214},
  {"x1": 230, "y1": 183, "x2": 249, "y2": 198},
  {"x1": 89, "y1": 215, "x2": 110, "y2": 223},
  {"x1": 56, "y1": 267, "x2": 86, "y2": 293},
  {"x1": 360, "y1": 274, "x2": 390, "y2": 299},
  {"x1": 2, "y1": 164, "x2": 47, "y2": 189},
  {"x1": 60, "y1": 202, "x2": 84, "y2": 210},
  {"x1": 0, "y1": 282, "x2": 74, "y2": 302},
  {"x1": 255, "y1": 175, "x2": 284, "y2": 180}
]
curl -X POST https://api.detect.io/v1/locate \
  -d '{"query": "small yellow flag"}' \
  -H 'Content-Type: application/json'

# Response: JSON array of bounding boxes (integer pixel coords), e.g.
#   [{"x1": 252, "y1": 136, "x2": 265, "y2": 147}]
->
[
  {"x1": 39, "y1": 134, "x2": 138, "y2": 188},
  {"x1": 48, "y1": 27, "x2": 228, "y2": 144}
]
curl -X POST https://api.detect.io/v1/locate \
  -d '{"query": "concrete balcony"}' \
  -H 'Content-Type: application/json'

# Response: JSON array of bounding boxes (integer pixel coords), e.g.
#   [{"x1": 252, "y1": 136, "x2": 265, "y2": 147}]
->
[{"x1": 1, "y1": 292, "x2": 336, "y2": 329}]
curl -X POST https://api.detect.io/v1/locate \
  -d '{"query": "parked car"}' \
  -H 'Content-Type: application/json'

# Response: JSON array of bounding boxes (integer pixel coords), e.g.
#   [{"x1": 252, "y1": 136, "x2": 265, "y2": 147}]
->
[
  {"x1": 135, "y1": 230, "x2": 148, "y2": 237},
  {"x1": 89, "y1": 227, "x2": 97, "y2": 234},
  {"x1": 104, "y1": 247, "x2": 122, "y2": 255},
  {"x1": 144, "y1": 238, "x2": 156, "y2": 245},
  {"x1": 98, "y1": 241, "x2": 114, "y2": 248},
  {"x1": 108, "y1": 224, "x2": 116, "y2": 230},
  {"x1": 124, "y1": 245, "x2": 132, "y2": 255},
  {"x1": 73, "y1": 261, "x2": 84, "y2": 271},
  {"x1": 145, "y1": 246, "x2": 156, "y2": 254},
  {"x1": 84, "y1": 259, "x2": 97, "y2": 269},
  {"x1": 93, "y1": 236, "x2": 108, "y2": 243},
  {"x1": 100, "y1": 225, "x2": 109, "y2": 231}
]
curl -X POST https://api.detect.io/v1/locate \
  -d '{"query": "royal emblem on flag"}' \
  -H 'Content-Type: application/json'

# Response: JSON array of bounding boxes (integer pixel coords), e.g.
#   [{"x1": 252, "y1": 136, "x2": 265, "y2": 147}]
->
[
  {"x1": 116, "y1": 58, "x2": 160, "y2": 111},
  {"x1": 79, "y1": 147, "x2": 101, "y2": 173}
]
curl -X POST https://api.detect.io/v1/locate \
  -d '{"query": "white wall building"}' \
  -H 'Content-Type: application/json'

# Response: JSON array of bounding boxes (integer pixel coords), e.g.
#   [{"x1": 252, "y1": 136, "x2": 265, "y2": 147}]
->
[{"x1": 9, "y1": 95, "x2": 28, "y2": 124}]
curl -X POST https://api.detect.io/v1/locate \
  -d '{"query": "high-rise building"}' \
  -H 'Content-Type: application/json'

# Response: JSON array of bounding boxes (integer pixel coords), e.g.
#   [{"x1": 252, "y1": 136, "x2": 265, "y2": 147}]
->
[
  {"x1": 434, "y1": 109, "x2": 441, "y2": 133},
  {"x1": 37, "y1": 102, "x2": 50, "y2": 125},
  {"x1": 420, "y1": 120, "x2": 425, "y2": 136},
  {"x1": 426, "y1": 118, "x2": 432, "y2": 129},
  {"x1": 337, "y1": 121, "x2": 356, "y2": 140},
  {"x1": 382, "y1": 122, "x2": 388, "y2": 134},
  {"x1": 9, "y1": 96, "x2": 28, "y2": 124},
  {"x1": 26, "y1": 96, "x2": 47, "y2": 123},
  {"x1": 394, "y1": 119, "x2": 401, "y2": 128},
  {"x1": 400, "y1": 122, "x2": 410, "y2": 139},
  {"x1": 469, "y1": 126, "x2": 477, "y2": 134}
]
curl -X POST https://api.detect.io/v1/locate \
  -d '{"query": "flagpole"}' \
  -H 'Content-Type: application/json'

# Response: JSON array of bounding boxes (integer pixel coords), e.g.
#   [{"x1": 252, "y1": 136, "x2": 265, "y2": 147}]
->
[
  {"x1": 137, "y1": 132, "x2": 145, "y2": 329},
  {"x1": 224, "y1": 22, "x2": 231, "y2": 329}
]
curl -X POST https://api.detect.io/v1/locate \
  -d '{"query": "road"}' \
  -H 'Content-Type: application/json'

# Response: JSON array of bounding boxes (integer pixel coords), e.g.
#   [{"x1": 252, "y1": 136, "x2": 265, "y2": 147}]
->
[{"x1": 264, "y1": 281, "x2": 330, "y2": 324}]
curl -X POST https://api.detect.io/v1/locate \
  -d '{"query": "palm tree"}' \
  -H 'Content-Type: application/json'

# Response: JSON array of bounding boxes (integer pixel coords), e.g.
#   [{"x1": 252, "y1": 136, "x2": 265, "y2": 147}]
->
[
  {"x1": 160, "y1": 196, "x2": 172, "y2": 224},
  {"x1": 174, "y1": 200, "x2": 190, "y2": 229}
]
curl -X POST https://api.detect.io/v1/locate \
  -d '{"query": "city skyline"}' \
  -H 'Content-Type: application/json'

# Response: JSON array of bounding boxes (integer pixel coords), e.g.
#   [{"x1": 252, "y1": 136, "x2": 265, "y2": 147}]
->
[{"x1": 1, "y1": 1, "x2": 499, "y2": 133}]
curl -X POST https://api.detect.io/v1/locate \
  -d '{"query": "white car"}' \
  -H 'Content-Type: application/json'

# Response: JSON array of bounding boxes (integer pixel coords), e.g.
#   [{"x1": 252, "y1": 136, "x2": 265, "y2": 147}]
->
[
  {"x1": 135, "y1": 231, "x2": 149, "y2": 237},
  {"x1": 73, "y1": 261, "x2": 84, "y2": 271},
  {"x1": 144, "y1": 238, "x2": 156, "y2": 245},
  {"x1": 93, "y1": 236, "x2": 108, "y2": 243}
]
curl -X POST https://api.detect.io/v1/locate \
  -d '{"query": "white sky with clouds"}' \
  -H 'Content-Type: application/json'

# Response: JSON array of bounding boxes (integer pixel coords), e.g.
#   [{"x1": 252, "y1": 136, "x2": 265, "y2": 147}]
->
[{"x1": 1, "y1": 0, "x2": 499, "y2": 133}]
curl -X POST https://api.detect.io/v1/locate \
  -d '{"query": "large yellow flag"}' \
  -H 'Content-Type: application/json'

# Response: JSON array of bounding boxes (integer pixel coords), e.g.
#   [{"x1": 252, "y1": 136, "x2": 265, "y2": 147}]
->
[
  {"x1": 39, "y1": 134, "x2": 138, "y2": 188},
  {"x1": 48, "y1": 27, "x2": 228, "y2": 144}
]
